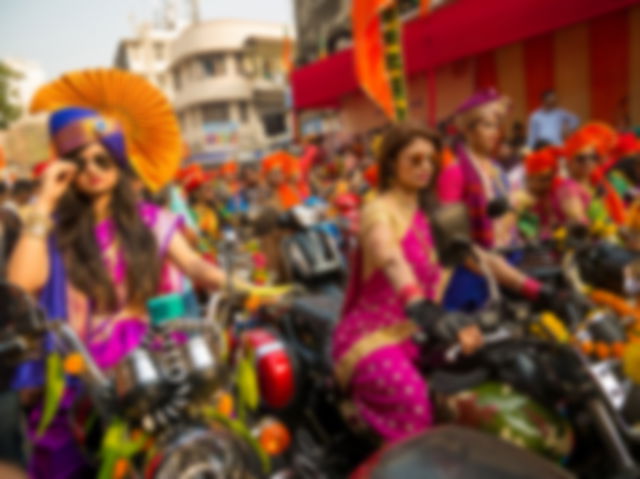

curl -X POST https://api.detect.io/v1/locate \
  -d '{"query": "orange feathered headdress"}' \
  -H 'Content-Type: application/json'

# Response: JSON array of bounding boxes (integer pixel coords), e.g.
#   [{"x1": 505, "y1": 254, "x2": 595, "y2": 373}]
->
[{"x1": 30, "y1": 68, "x2": 182, "y2": 192}]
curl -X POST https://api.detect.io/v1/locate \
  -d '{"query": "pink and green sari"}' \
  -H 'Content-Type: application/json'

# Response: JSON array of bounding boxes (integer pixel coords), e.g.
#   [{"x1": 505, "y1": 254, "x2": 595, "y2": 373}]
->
[
  {"x1": 14, "y1": 202, "x2": 184, "y2": 479},
  {"x1": 332, "y1": 210, "x2": 444, "y2": 442}
]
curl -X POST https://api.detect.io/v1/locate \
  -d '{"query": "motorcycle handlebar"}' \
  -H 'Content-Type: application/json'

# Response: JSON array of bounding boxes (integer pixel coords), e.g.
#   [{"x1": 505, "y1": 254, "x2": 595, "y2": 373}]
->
[
  {"x1": 50, "y1": 321, "x2": 110, "y2": 390},
  {"x1": 444, "y1": 327, "x2": 512, "y2": 363},
  {"x1": 0, "y1": 337, "x2": 27, "y2": 362}
]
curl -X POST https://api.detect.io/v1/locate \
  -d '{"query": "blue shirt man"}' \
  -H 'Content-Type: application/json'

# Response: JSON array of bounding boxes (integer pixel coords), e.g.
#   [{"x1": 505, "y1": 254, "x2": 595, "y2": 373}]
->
[{"x1": 527, "y1": 90, "x2": 579, "y2": 148}]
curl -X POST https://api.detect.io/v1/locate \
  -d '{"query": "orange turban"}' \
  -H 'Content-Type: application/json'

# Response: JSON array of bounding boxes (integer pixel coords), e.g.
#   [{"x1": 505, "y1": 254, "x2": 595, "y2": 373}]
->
[
  {"x1": 565, "y1": 123, "x2": 618, "y2": 160},
  {"x1": 177, "y1": 164, "x2": 205, "y2": 193},
  {"x1": 220, "y1": 161, "x2": 238, "y2": 177},
  {"x1": 525, "y1": 147, "x2": 559, "y2": 176},
  {"x1": 261, "y1": 152, "x2": 285, "y2": 176},
  {"x1": 565, "y1": 130, "x2": 596, "y2": 160},
  {"x1": 614, "y1": 133, "x2": 640, "y2": 158},
  {"x1": 580, "y1": 122, "x2": 617, "y2": 157},
  {"x1": 261, "y1": 151, "x2": 299, "y2": 179}
]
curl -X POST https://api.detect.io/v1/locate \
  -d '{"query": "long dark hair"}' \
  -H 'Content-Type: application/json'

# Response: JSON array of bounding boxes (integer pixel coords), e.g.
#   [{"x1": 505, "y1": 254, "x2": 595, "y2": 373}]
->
[
  {"x1": 376, "y1": 122, "x2": 442, "y2": 210},
  {"x1": 56, "y1": 165, "x2": 161, "y2": 312}
]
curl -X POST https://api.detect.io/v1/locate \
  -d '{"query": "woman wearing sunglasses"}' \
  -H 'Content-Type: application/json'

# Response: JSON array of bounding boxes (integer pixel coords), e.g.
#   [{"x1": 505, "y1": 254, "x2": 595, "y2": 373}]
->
[
  {"x1": 5, "y1": 70, "x2": 270, "y2": 479},
  {"x1": 558, "y1": 123, "x2": 625, "y2": 227},
  {"x1": 333, "y1": 123, "x2": 484, "y2": 442}
]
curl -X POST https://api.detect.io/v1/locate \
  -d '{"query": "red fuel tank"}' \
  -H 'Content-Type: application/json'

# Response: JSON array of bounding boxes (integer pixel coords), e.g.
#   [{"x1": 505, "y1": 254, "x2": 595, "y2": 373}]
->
[{"x1": 242, "y1": 329, "x2": 296, "y2": 410}]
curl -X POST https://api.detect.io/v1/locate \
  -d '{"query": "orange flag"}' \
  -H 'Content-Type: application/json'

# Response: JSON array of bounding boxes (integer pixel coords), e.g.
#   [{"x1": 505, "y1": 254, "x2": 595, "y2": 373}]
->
[
  {"x1": 420, "y1": 0, "x2": 431, "y2": 15},
  {"x1": 352, "y1": 0, "x2": 395, "y2": 120}
]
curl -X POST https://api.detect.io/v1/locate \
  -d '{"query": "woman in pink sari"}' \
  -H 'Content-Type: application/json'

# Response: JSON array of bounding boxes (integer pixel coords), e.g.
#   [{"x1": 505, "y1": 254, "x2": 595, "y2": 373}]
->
[{"x1": 332, "y1": 124, "x2": 484, "y2": 442}]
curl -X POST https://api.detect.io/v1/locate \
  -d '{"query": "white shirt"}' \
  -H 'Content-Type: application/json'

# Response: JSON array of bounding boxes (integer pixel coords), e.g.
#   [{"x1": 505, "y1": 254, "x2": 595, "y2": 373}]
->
[{"x1": 527, "y1": 107, "x2": 579, "y2": 148}]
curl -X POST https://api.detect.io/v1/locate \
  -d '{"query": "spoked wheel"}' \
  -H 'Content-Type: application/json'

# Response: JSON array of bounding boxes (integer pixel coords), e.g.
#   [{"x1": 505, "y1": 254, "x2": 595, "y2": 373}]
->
[{"x1": 146, "y1": 426, "x2": 263, "y2": 479}]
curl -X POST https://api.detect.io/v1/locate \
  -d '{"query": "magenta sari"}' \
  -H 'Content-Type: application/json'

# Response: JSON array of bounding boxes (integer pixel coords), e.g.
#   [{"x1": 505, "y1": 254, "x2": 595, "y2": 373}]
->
[
  {"x1": 27, "y1": 202, "x2": 184, "y2": 479},
  {"x1": 332, "y1": 211, "x2": 443, "y2": 441},
  {"x1": 556, "y1": 178, "x2": 592, "y2": 222}
]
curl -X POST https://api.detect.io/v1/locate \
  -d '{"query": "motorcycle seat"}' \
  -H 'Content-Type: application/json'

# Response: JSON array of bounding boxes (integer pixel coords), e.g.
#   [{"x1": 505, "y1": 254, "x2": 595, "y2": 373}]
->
[{"x1": 428, "y1": 368, "x2": 489, "y2": 396}]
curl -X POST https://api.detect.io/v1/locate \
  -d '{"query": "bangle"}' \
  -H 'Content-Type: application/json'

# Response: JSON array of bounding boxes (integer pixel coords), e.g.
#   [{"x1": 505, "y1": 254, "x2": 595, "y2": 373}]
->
[
  {"x1": 399, "y1": 284, "x2": 424, "y2": 306},
  {"x1": 22, "y1": 209, "x2": 53, "y2": 239}
]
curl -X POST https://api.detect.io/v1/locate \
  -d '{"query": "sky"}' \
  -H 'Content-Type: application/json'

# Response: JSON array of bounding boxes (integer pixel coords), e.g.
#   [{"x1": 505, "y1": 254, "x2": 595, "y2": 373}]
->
[{"x1": 0, "y1": 0, "x2": 295, "y2": 79}]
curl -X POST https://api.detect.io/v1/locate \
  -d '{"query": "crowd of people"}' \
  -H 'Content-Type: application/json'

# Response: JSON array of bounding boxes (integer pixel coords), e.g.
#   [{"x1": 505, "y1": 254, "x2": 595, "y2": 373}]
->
[{"x1": 1, "y1": 67, "x2": 640, "y2": 477}]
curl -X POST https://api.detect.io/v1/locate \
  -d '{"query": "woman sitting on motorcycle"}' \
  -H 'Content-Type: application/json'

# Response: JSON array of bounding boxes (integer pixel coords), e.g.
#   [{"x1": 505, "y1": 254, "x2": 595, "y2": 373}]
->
[
  {"x1": 332, "y1": 124, "x2": 486, "y2": 442},
  {"x1": 436, "y1": 89, "x2": 546, "y2": 309},
  {"x1": 559, "y1": 124, "x2": 626, "y2": 227},
  {"x1": 511, "y1": 147, "x2": 564, "y2": 240},
  {"x1": 6, "y1": 71, "x2": 261, "y2": 479}
]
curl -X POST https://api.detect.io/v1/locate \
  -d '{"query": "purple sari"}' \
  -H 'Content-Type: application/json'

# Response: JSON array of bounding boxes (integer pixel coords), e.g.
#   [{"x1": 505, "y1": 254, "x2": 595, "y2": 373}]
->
[{"x1": 16, "y1": 203, "x2": 183, "y2": 479}]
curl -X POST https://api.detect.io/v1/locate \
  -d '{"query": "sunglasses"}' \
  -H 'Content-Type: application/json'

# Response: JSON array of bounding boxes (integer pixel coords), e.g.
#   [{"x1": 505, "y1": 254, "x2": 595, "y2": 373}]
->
[
  {"x1": 574, "y1": 153, "x2": 600, "y2": 165},
  {"x1": 64, "y1": 153, "x2": 115, "y2": 173}
]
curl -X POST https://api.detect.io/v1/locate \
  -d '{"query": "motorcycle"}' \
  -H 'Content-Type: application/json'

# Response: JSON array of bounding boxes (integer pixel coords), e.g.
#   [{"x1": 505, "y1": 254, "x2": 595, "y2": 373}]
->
[
  {"x1": 422, "y1": 225, "x2": 640, "y2": 478},
  {"x1": 0, "y1": 282, "x2": 283, "y2": 479}
]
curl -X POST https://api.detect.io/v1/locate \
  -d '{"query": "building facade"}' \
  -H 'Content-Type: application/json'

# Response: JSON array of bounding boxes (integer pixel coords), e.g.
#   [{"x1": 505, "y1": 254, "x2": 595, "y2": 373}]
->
[
  {"x1": 0, "y1": 58, "x2": 48, "y2": 172},
  {"x1": 114, "y1": 23, "x2": 182, "y2": 101},
  {"x1": 169, "y1": 19, "x2": 292, "y2": 163},
  {"x1": 291, "y1": 0, "x2": 640, "y2": 136}
]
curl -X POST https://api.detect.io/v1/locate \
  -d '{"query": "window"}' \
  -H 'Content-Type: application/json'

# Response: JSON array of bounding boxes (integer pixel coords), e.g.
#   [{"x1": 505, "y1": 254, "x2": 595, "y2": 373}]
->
[
  {"x1": 200, "y1": 57, "x2": 215, "y2": 76},
  {"x1": 238, "y1": 101, "x2": 249, "y2": 123},
  {"x1": 263, "y1": 59, "x2": 273, "y2": 79},
  {"x1": 262, "y1": 112, "x2": 286, "y2": 136},
  {"x1": 154, "y1": 43, "x2": 165, "y2": 61},
  {"x1": 199, "y1": 53, "x2": 226, "y2": 77},
  {"x1": 202, "y1": 102, "x2": 229, "y2": 123},
  {"x1": 235, "y1": 53, "x2": 245, "y2": 75},
  {"x1": 173, "y1": 70, "x2": 182, "y2": 91}
]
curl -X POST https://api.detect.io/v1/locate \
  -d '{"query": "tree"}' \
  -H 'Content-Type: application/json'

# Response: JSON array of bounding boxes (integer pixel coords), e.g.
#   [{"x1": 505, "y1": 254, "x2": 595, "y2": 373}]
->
[{"x1": 0, "y1": 62, "x2": 23, "y2": 129}]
